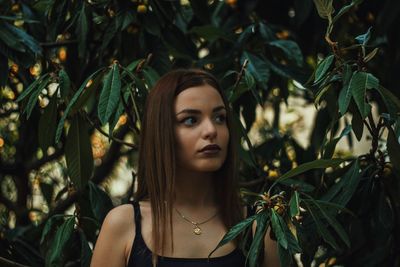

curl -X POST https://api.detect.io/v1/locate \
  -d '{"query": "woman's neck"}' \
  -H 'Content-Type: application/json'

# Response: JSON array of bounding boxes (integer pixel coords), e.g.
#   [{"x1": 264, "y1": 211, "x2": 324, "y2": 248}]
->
[{"x1": 173, "y1": 169, "x2": 217, "y2": 208}]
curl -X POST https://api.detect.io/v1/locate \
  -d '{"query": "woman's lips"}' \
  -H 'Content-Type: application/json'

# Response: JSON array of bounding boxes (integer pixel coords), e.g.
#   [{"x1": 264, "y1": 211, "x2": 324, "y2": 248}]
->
[{"x1": 199, "y1": 144, "x2": 221, "y2": 154}]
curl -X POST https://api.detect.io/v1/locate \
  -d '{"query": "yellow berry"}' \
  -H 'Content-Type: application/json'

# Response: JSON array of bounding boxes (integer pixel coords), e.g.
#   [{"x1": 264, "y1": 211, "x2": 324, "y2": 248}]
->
[
  {"x1": 11, "y1": 4, "x2": 20, "y2": 12},
  {"x1": 225, "y1": 0, "x2": 237, "y2": 7},
  {"x1": 327, "y1": 257, "x2": 337, "y2": 266},
  {"x1": 137, "y1": 4, "x2": 147, "y2": 13},
  {"x1": 10, "y1": 63, "x2": 19, "y2": 74},
  {"x1": 58, "y1": 47, "x2": 67, "y2": 62},
  {"x1": 268, "y1": 169, "x2": 279, "y2": 179}
]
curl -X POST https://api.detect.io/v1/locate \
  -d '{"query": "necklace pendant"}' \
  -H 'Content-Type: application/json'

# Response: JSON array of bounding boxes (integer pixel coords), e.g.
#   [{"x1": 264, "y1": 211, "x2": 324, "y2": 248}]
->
[{"x1": 193, "y1": 225, "x2": 202, "y2": 235}]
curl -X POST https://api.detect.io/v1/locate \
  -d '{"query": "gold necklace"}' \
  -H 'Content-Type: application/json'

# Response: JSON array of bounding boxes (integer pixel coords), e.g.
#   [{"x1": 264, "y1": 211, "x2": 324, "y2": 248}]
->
[{"x1": 174, "y1": 208, "x2": 219, "y2": 235}]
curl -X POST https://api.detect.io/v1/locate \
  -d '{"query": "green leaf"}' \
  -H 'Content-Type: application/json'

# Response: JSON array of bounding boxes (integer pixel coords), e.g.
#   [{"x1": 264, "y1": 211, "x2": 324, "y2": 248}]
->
[
  {"x1": 142, "y1": 67, "x2": 159, "y2": 89},
  {"x1": 38, "y1": 94, "x2": 58, "y2": 151},
  {"x1": 47, "y1": 217, "x2": 75, "y2": 267},
  {"x1": 72, "y1": 71, "x2": 103, "y2": 113},
  {"x1": 312, "y1": 0, "x2": 334, "y2": 19},
  {"x1": 259, "y1": 22, "x2": 275, "y2": 41},
  {"x1": 25, "y1": 75, "x2": 51, "y2": 119},
  {"x1": 125, "y1": 59, "x2": 143, "y2": 73},
  {"x1": 248, "y1": 212, "x2": 269, "y2": 267},
  {"x1": 349, "y1": 71, "x2": 379, "y2": 118},
  {"x1": 270, "y1": 209, "x2": 288, "y2": 249},
  {"x1": 338, "y1": 64, "x2": 353, "y2": 115},
  {"x1": 314, "y1": 55, "x2": 334, "y2": 84},
  {"x1": 55, "y1": 68, "x2": 104, "y2": 143},
  {"x1": 0, "y1": 15, "x2": 40, "y2": 24},
  {"x1": 272, "y1": 158, "x2": 347, "y2": 190},
  {"x1": 289, "y1": 191, "x2": 300, "y2": 218},
  {"x1": 321, "y1": 160, "x2": 362, "y2": 206},
  {"x1": 351, "y1": 107, "x2": 364, "y2": 141},
  {"x1": 79, "y1": 229, "x2": 92, "y2": 267},
  {"x1": 278, "y1": 244, "x2": 291, "y2": 267},
  {"x1": 304, "y1": 196, "x2": 350, "y2": 247},
  {"x1": 189, "y1": 25, "x2": 226, "y2": 43},
  {"x1": 387, "y1": 127, "x2": 400, "y2": 172},
  {"x1": 88, "y1": 181, "x2": 114, "y2": 223},
  {"x1": 242, "y1": 51, "x2": 270, "y2": 84},
  {"x1": 269, "y1": 40, "x2": 304, "y2": 67},
  {"x1": 323, "y1": 124, "x2": 352, "y2": 159},
  {"x1": 16, "y1": 74, "x2": 49, "y2": 102},
  {"x1": 209, "y1": 214, "x2": 257, "y2": 258},
  {"x1": 355, "y1": 27, "x2": 372, "y2": 46},
  {"x1": 40, "y1": 214, "x2": 66, "y2": 245},
  {"x1": 59, "y1": 69, "x2": 71, "y2": 98},
  {"x1": 278, "y1": 178, "x2": 315, "y2": 192},
  {"x1": 76, "y1": 3, "x2": 88, "y2": 58},
  {"x1": 65, "y1": 114, "x2": 93, "y2": 190},
  {"x1": 375, "y1": 85, "x2": 400, "y2": 119},
  {"x1": 332, "y1": 0, "x2": 364, "y2": 25},
  {"x1": 109, "y1": 89, "x2": 129, "y2": 137},
  {"x1": 304, "y1": 201, "x2": 339, "y2": 250},
  {"x1": 98, "y1": 63, "x2": 121, "y2": 125}
]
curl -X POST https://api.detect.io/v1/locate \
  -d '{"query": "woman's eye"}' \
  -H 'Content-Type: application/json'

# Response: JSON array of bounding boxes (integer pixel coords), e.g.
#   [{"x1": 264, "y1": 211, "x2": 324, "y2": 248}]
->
[
  {"x1": 181, "y1": 117, "x2": 197, "y2": 126},
  {"x1": 215, "y1": 114, "x2": 226, "y2": 124}
]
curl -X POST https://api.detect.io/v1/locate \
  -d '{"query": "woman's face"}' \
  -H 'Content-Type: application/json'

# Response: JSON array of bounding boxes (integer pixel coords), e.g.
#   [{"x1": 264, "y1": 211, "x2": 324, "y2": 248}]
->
[{"x1": 174, "y1": 84, "x2": 229, "y2": 173}]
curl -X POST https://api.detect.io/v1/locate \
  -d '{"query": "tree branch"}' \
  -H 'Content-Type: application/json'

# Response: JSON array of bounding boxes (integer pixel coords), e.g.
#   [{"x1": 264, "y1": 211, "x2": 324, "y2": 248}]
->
[
  {"x1": 0, "y1": 256, "x2": 30, "y2": 267},
  {"x1": 27, "y1": 148, "x2": 64, "y2": 171}
]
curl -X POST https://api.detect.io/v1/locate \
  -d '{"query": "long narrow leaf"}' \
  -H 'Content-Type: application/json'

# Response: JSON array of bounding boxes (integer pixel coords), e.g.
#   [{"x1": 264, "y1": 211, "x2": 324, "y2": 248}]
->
[
  {"x1": 304, "y1": 202, "x2": 339, "y2": 250},
  {"x1": 47, "y1": 217, "x2": 75, "y2": 267},
  {"x1": 270, "y1": 209, "x2": 288, "y2": 249},
  {"x1": 289, "y1": 191, "x2": 300, "y2": 218},
  {"x1": 16, "y1": 74, "x2": 49, "y2": 102},
  {"x1": 209, "y1": 214, "x2": 257, "y2": 257},
  {"x1": 304, "y1": 197, "x2": 350, "y2": 247},
  {"x1": 248, "y1": 212, "x2": 269, "y2": 267},
  {"x1": 314, "y1": 55, "x2": 334, "y2": 84},
  {"x1": 271, "y1": 158, "x2": 348, "y2": 191},
  {"x1": 55, "y1": 68, "x2": 104, "y2": 143},
  {"x1": 98, "y1": 63, "x2": 121, "y2": 125},
  {"x1": 65, "y1": 114, "x2": 94, "y2": 190}
]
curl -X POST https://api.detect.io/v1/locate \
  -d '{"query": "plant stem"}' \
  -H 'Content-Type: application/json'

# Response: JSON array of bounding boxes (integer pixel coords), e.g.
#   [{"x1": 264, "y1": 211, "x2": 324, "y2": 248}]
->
[{"x1": 84, "y1": 114, "x2": 137, "y2": 148}]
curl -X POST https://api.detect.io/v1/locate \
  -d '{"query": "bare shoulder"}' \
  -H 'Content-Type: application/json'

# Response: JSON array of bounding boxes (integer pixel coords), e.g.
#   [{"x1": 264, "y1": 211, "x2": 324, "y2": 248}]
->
[
  {"x1": 103, "y1": 204, "x2": 135, "y2": 231},
  {"x1": 90, "y1": 204, "x2": 135, "y2": 267}
]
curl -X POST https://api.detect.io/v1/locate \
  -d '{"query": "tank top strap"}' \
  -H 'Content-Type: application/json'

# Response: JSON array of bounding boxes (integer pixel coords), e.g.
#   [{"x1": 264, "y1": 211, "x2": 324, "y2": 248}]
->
[
  {"x1": 127, "y1": 201, "x2": 153, "y2": 267},
  {"x1": 132, "y1": 200, "x2": 142, "y2": 237}
]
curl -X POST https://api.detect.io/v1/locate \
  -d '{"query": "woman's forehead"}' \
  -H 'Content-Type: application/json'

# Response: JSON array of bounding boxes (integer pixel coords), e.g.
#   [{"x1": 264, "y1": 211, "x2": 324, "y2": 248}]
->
[{"x1": 174, "y1": 84, "x2": 225, "y2": 111}]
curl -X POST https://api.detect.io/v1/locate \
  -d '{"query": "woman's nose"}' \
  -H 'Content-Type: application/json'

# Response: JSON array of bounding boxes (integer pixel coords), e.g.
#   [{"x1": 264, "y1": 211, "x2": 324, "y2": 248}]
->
[{"x1": 202, "y1": 119, "x2": 217, "y2": 140}]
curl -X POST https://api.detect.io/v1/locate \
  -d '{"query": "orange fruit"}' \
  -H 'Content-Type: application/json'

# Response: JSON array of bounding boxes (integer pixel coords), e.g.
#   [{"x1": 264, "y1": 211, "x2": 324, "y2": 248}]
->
[
  {"x1": 58, "y1": 47, "x2": 67, "y2": 62},
  {"x1": 225, "y1": 0, "x2": 237, "y2": 7},
  {"x1": 137, "y1": 4, "x2": 147, "y2": 13}
]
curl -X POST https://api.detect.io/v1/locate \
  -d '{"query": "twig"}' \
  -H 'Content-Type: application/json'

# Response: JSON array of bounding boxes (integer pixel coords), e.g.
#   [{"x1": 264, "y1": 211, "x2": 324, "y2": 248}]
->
[
  {"x1": 135, "y1": 53, "x2": 153, "y2": 72},
  {"x1": 363, "y1": 118, "x2": 374, "y2": 137},
  {"x1": 0, "y1": 256, "x2": 30, "y2": 267},
  {"x1": 39, "y1": 40, "x2": 78, "y2": 48},
  {"x1": 239, "y1": 177, "x2": 267, "y2": 187},
  {"x1": 84, "y1": 114, "x2": 137, "y2": 149},
  {"x1": 233, "y1": 59, "x2": 249, "y2": 90}
]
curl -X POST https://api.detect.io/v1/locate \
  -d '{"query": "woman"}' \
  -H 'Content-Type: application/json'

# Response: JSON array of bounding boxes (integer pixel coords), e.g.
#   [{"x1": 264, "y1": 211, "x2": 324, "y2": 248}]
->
[{"x1": 90, "y1": 69, "x2": 280, "y2": 267}]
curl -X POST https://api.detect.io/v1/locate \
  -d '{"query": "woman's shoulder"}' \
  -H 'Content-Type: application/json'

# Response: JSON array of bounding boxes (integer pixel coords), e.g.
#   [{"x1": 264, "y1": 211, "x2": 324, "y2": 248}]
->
[
  {"x1": 91, "y1": 204, "x2": 136, "y2": 266},
  {"x1": 101, "y1": 204, "x2": 135, "y2": 235}
]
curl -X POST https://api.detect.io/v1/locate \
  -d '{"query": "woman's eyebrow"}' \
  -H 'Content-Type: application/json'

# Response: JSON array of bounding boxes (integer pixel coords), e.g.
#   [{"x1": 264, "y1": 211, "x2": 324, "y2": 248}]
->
[{"x1": 176, "y1": 106, "x2": 226, "y2": 115}]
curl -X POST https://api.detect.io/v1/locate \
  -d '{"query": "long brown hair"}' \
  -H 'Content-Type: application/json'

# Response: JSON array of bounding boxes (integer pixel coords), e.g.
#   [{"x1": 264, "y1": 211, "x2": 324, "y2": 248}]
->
[{"x1": 135, "y1": 69, "x2": 243, "y2": 261}]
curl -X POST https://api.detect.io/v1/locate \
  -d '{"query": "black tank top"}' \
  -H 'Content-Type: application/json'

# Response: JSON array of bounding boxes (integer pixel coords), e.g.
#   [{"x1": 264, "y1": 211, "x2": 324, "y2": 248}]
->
[{"x1": 127, "y1": 201, "x2": 247, "y2": 267}]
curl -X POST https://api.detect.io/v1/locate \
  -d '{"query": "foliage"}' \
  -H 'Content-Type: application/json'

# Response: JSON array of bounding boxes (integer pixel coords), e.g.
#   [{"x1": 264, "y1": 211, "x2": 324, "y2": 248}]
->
[{"x1": 0, "y1": 0, "x2": 400, "y2": 266}]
